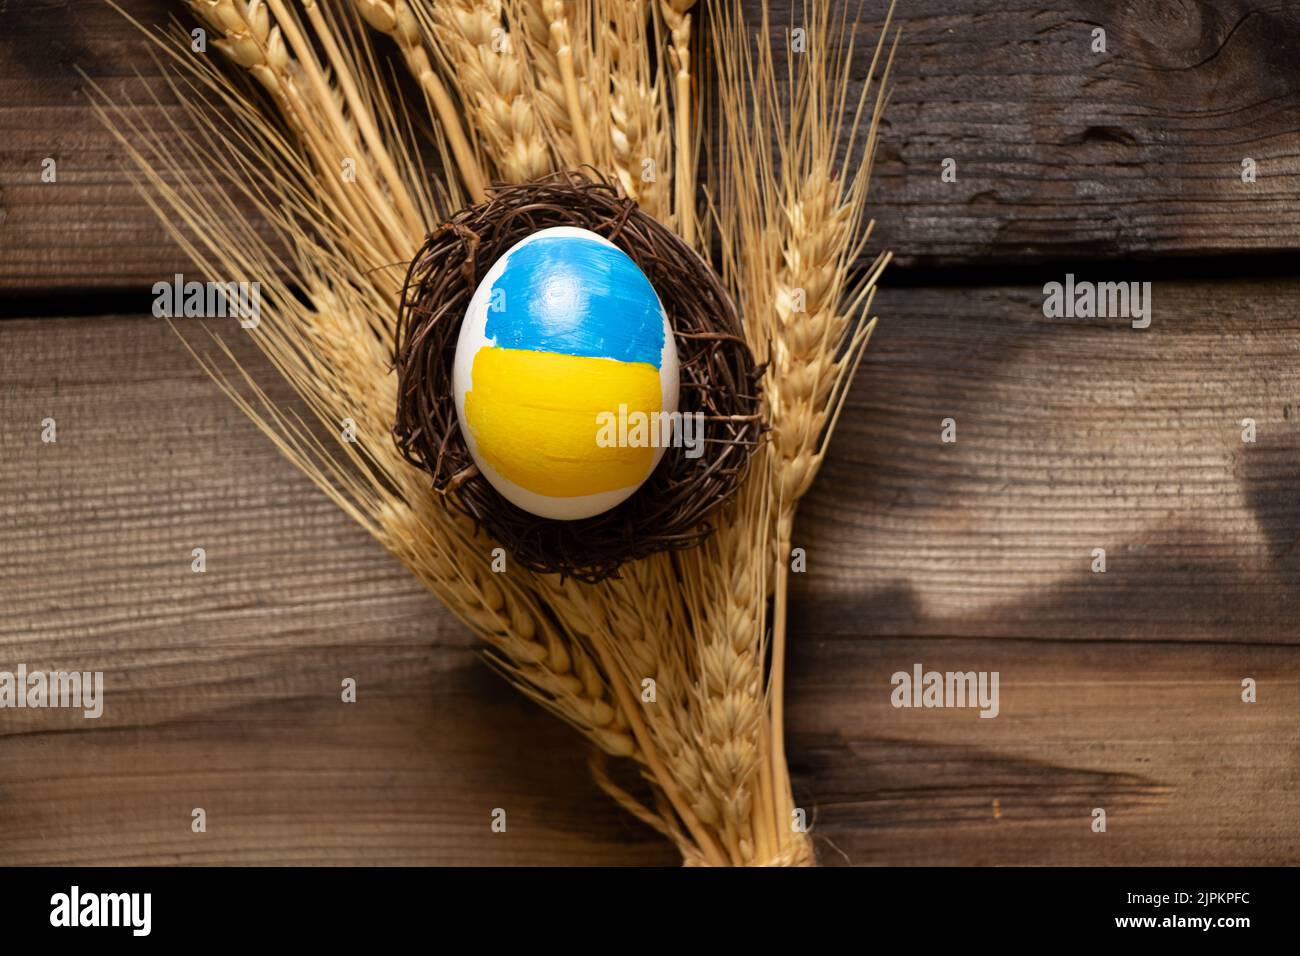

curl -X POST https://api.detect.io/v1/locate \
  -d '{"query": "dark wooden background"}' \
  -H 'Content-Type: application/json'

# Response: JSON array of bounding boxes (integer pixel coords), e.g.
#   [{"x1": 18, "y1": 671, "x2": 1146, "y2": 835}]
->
[{"x1": 1, "y1": 0, "x2": 1297, "y2": 865}]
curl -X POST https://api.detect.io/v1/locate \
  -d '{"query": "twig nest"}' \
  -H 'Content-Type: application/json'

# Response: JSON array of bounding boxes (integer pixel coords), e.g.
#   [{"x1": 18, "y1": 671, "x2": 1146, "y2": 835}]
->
[{"x1": 394, "y1": 171, "x2": 762, "y2": 582}]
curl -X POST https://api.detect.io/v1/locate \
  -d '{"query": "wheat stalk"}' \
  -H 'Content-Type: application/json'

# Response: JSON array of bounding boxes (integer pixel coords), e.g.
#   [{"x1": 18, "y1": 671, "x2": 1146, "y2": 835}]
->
[
  {"x1": 659, "y1": 0, "x2": 696, "y2": 246},
  {"x1": 100, "y1": 0, "x2": 639, "y2": 756},
  {"x1": 417, "y1": 0, "x2": 552, "y2": 181},
  {"x1": 505, "y1": 0, "x2": 603, "y2": 169},
  {"x1": 351, "y1": 0, "x2": 487, "y2": 201},
  {"x1": 711, "y1": 0, "x2": 897, "y2": 841},
  {"x1": 766, "y1": 9, "x2": 896, "y2": 827},
  {"x1": 601, "y1": 0, "x2": 671, "y2": 221}
]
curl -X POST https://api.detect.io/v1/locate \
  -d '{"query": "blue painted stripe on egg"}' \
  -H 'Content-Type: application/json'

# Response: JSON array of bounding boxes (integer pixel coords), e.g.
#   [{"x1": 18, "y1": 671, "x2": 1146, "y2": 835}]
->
[{"x1": 485, "y1": 236, "x2": 665, "y2": 367}]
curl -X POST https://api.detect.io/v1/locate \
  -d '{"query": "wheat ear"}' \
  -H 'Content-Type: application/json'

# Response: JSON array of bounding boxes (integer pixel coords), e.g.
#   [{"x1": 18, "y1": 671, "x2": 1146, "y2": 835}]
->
[
  {"x1": 417, "y1": 0, "x2": 552, "y2": 181},
  {"x1": 568, "y1": 560, "x2": 731, "y2": 867},
  {"x1": 676, "y1": 471, "x2": 773, "y2": 864},
  {"x1": 765, "y1": 5, "x2": 896, "y2": 832},
  {"x1": 660, "y1": 0, "x2": 696, "y2": 245},
  {"x1": 507, "y1": 0, "x2": 602, "y2": 169},
  {"x1": 602, "y1": 0, "x2": 670, "y2": 220},
  {"x1": 186, "y1": 0, "x2": 391, "y2": 264}
]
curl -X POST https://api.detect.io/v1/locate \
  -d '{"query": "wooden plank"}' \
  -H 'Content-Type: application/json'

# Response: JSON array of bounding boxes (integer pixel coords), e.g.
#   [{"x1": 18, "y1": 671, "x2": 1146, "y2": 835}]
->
[
  {"x1": 861, "y1": 0, "x2": 1300, "y2": 266},
  {"x1": 789, "y1": 637, "x2": 1300, "y2": 865},
  {"x1": 3, "y1": 0, "x2": 1299, "y2": 290},
  {"x1": 0, "y1": 0, "x2": 214, "y2": 290},
  {"x1": 3, "y1": 278, "x2": 1296, "y2": 863},
  {"x1": 797, "y1": 277, "x2": 1300, "y2": 643}
]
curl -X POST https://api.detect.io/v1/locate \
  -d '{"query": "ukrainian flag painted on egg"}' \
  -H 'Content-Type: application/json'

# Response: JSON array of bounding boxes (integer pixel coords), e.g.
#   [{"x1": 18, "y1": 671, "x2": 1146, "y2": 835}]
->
[{"x1": 453, "y1": 226, "x2": 679, "y2": 520}]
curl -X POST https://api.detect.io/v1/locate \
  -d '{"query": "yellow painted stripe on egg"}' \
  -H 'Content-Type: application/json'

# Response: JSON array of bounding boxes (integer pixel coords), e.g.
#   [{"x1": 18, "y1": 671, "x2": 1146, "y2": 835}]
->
[{"x1": 464, "y1": 347, "x2": 661, "y2": 499}]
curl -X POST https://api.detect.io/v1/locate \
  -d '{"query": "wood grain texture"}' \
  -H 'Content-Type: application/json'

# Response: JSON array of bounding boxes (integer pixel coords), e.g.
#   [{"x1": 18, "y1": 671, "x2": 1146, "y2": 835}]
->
[
  {"x1": 864, "y1": 0, "x2": 1300, "y2": 266},
  {"x1": 798, "y1": 278, "x2": 1300, "y2": 643},
  {"x1": 3, "y1": 280, "x2": 1296, "y2": 864},
  {"x1": 3, "y1": 0, "x2": 1299, "y2": 289},
  {"x1": 793, "y1": 278, "x2": 1300, "y2": 864},
  {"x1": 790, "y1": 637, "x2": 1300, "y2": 865}
]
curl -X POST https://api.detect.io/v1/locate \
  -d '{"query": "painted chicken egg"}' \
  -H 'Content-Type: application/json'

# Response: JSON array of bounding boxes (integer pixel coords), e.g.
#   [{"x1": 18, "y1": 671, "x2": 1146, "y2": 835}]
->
[{"x1": 453, "y1": 226, "x2": 679, "y2": 520}]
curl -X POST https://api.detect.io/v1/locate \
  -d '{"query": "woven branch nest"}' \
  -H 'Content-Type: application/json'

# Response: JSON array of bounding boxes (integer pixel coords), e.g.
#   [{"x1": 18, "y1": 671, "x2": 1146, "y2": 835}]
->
[{"x1": 393, "y1": 171, "x2": 763, "y2": 582}]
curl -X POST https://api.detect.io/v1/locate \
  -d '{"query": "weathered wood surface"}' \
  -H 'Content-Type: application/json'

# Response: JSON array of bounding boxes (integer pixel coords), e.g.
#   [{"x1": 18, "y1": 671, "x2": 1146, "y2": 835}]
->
[
  {"x1": 3, "y1": 0, "x2": 1299, "y2": 289},
  {"x1": 802, "y1": 278, "x2": 1300, "y2": 863},
  {"x1": 3, "y1": 281, "x2": 1296, "y2": 864},
  {"x1": 803, "y1": 277, "x2": 1300, "y2": 644}
]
